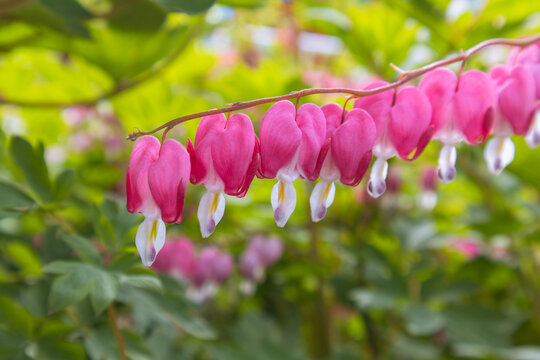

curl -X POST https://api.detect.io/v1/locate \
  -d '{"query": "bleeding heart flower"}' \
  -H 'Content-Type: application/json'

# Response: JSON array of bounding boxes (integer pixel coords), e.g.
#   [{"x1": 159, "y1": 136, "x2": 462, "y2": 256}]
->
[
  {"x1": 126, "y1": 136, "x2": 190, "y2": 266},
  {"x1": 187, "y1": 113, "x2": 259, "y2": 238},
  {"x1": 354, "y1": 82, "x2": 433, "y2": 198},
  {"x1": 508, "y1": 44, "x2": 540, "y2": 148},
  {"x1": 309, "y1": 104, "x2": 376, "y2": 221},
  {"x1": 419, "y1": 68, "x2": 496, "y2": 183},
  {"x1": 485, "y1": 64, "x2": 537, "y2": 174},
  {"x1": 258, "y1": 100, "x2": 326, "y2": 227}
]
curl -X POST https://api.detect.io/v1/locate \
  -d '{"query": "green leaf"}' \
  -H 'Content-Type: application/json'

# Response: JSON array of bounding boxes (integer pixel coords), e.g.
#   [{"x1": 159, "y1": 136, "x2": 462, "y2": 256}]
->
[
  {"x1": 120, "y1": 274, "x2": 163, "y2": 292},
  {"x1": 5, "y1": 242, "x2": 42, "y2": 276},
  {"x1": 53, "y1": 169, "x2": 76, "y2": 201},
  {"x1": 350, "y1": 289, "x2": 398, "y2": 310},
  {"x1": 0, "y1": 295, "x2": 34, "y2": 339},
  {"x1": 42, "y1": 261, "x2": 81, "y2": 274},
  {"x1": 9, "y1": 136, "x2": 51, "y2": 202},
  {"x1": 109, "y1": 0, "x2": 167, "y2": 32},
  {"x1": 61, "y1": 234, "x2": 102, "y2": 265},
  {"x1": 0, "y1": 181, "x2": 35, "y2": 210},
  {"x1": 89, "y1": 271, "x2": 118, "y2": 314},
  {"x1": 218, "y1": 0, "x2": 265, "y2": 8},
  {"x1": 391, "y1": 336, "x2": 441, "y2": 360},
  {"x1": 152, "y1": 0, "x2": 216, "y2": 13},
  {"x1": 401, "y1": 304, "x2": 445, "y2": 336},
  {"x1": 48, "y1": 267, "x2": 94, "y2": 313}
]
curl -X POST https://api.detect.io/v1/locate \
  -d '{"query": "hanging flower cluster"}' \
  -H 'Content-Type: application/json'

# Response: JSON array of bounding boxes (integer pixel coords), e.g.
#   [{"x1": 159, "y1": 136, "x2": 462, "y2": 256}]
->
[{"x1": 127, "y1": 42, "x2": 540, "y2": 267}]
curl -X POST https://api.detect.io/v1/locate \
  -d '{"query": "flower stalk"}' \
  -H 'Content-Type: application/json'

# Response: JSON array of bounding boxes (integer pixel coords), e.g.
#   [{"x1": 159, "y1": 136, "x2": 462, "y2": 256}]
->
[{"x1": 126, "y1": 34, "x2": 540, "y2": 141}]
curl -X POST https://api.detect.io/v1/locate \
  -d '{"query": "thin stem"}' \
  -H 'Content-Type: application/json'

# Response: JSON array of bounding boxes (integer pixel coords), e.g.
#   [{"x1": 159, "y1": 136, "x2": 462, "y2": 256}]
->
[
  {"x1": 126, "y1": 33, "x2": 540, "y2": 141},
  {"x1": 107, "y1": 304, "x2": 128, "y2": 360}
]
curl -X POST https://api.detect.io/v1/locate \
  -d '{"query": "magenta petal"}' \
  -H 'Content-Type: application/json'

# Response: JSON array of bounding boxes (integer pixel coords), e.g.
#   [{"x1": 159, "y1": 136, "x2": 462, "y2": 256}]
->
[
  {"x1": 354, "y1": 81, "x2": 393, "y2": 137},
  {"x1": 296, "y1": 103, "x2": 327, "y2": 181},
  {"x1": 234, "y1": 136, "x2": 260, "y2": 198},
  {"x1": 258, "y1": 100, "x2": 302, "y2": 179},
  {"x1": 454, "y1": 70, "x2": 496, "y2": 144},
  {"x1": 190, "y1": 113, "x2": 227, "y2": 185},
  {"x1": 211, "y1": 113, "x2": 257, "y2": 196},
  {"x1": 148, "y1": 139, "x2": 191, "y2": 223},
  {"x1": 389, "y1": 86, "x2": 432, "y2": 159},
  {"x1": 331, "y1": 108, "x2": 376, "y2": 186},
  {"x1": 126, "y1": 136, "x2": 160, "y2": 214},
  {"x1": 320, "y1": 103, "x2": 343, "y2": 139},
  {"x1": 418, "y1": 68, "x2": 457, "y2": 134},
  {"x1": 498, "y1": 65, "x2": 536, "y2": 135},
  {"x1": 404, "y1": 125, "x2": 434, "y2": 161}
]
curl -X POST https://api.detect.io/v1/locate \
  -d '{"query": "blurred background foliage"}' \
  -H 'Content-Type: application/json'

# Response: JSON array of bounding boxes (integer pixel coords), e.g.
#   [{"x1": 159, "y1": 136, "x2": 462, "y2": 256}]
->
[{"x1": 0, "y1": 0, "x2": 540, "y2": 359}]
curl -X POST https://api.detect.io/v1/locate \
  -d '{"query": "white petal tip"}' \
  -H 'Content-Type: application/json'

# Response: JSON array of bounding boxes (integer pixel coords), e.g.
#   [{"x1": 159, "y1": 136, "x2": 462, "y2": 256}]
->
[
  {"x1": 367, "y1": 180, "x2": 386, "y2": 198},
  {"x1": 484, "y1": 137, "x2": 515, "y2": 175},
  {"x1": 437, "y1": 166, "x2": 456, "y2": 184}
]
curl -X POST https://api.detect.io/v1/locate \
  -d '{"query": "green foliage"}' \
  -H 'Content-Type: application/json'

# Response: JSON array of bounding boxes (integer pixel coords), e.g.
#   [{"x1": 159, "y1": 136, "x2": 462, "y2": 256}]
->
[{"x1": 0, "y1": 0, "x2": 539, "y2": 359}]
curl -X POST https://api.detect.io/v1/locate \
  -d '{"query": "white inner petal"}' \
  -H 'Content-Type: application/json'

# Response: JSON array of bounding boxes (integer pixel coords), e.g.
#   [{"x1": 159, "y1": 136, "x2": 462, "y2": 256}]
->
[
  {"x1": 135, "y1": 215, "x2": 166, "y2": 267},
  {"x1": 197, "y1": 190, "x2": 226, "y2": 238},
  {"x1": 437, "y1": 144, "x2": 457, "y2": 184},
  {"x1": 271, "y1": 179, "x2": 296, "y2": 227},
  {"x1": 484, "y1": 136, "x2": 515, "y2": 175},
  {"x1": 367, "y1": 157, "x2": 388, "y2": 198},
  {"x1": 309, "y1": 180, "x2": 336, "y2": 222},
  {"x1": 525, "y1": 110, "x2": 540, "y2": 149}
]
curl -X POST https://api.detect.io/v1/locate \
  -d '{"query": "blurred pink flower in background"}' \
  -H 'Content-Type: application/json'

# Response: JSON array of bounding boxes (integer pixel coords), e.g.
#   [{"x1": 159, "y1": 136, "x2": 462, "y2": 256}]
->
[
  {"x1": 450, "y1": 237, "x2": 482, "y2": 259},
  {"x1": 153, "y1": 238, "x2": 233, "y2": 303},
  {"x1": 418, "y1": 167, "x2": 438, "y2": 210},
  {"x1": 240, "y1": 235, "x2": 283, "y2": 295}
]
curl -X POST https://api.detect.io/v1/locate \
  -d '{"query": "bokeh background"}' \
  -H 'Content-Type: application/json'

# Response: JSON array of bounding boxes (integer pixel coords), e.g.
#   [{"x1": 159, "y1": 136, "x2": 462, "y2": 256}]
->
[{"x1": 1, "y1": 0, "x2": 540, "y2": 359}]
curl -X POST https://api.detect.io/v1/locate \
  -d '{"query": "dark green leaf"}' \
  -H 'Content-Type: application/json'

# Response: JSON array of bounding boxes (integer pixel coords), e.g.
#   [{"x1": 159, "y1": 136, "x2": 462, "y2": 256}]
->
[
  {"x1": 61, "y1": 234, "x2": 102, "y2": 265},
  {"x1": 109, "y1": 0, "x2": 167, "y2": 32},
  {"x1": 0, "y1": 295, "x2": 34, "y2": 339},
  {"x1": 48, "y1": 266, "x2": 94, "y2": 312},
  {"x1": 152, "y1": 0, "x2": 216, "y2": 14},
  {"x1": 53, "y1": 169, "x2": 76, "y2": 201},
  {"x1": 120, "y1": 274, "x2": 163, "y2": 292},
  {"x1": 89, "y1": 270, "x2": 118, "y2": 314},
  {"x1": 0, "y1": 181, "x2": 35, "y2": 209},
  {"x1": 9, "y1": 136, "x2": 51, "y2": 202}
]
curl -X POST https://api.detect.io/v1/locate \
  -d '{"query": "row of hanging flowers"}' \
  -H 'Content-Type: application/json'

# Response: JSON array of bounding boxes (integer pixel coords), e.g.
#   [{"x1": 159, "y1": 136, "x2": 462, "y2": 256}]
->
[{"x1": 126, "y1": 37, "x2": 540, "y2": 267}]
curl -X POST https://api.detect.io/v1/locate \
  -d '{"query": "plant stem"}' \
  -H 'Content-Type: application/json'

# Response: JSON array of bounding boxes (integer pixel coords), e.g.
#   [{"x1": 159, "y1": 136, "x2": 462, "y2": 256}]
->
[
  {"x1": 125, "y1": 33, "x2": 540, "y2": 141},
  {"x1": 107, "y1": 304, "x2": 128, "y2": 360}
]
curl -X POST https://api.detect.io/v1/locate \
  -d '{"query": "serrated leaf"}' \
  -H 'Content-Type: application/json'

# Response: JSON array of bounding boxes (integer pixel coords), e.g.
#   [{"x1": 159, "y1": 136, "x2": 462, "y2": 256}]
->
[
  {"x1": 9, "y1": 136, "x2": 51, "y2": 202},
  {"x1": 61, "y1": 234, "x2": 102, "y2": 265}
]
